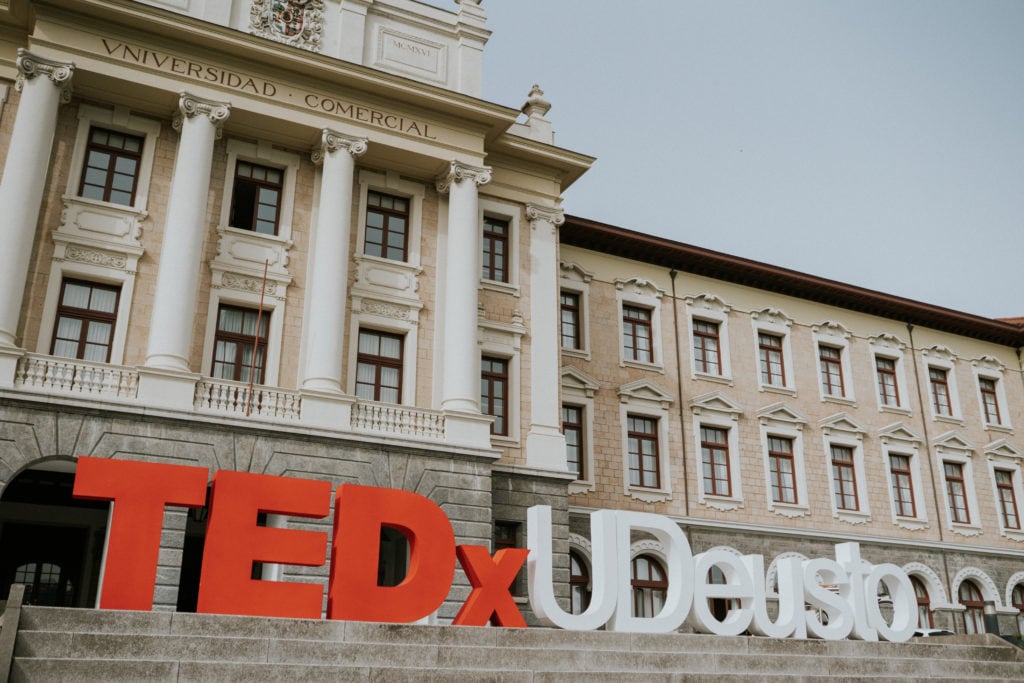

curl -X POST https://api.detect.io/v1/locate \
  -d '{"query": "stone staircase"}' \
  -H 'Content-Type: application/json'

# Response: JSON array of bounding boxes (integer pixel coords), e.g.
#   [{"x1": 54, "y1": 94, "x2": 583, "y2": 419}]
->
[{"x1": 4, "y1": 605, "x2": 1024, "y2": 681}]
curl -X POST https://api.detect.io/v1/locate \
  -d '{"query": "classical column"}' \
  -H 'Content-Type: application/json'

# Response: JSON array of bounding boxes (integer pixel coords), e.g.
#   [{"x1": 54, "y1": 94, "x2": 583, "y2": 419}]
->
[
  {"x1": 144, "y1": 93, "x2": 229, "y2": 372},
  {"x1": 436, "y1": 160, "x2": 492, "y2": 445},
  {"x1": 524, "y1": 204, "x2": 568, "y2": 470},
  {"x1": 0, "y1": 50, "x2": 73, "y2": 350},
  {"x1": 302, "y1": 129, "x2": 366, "y2": 393}
]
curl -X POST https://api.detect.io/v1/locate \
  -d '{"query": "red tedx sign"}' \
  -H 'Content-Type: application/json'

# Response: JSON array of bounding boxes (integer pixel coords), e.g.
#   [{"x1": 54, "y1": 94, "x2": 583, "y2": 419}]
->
[{"x1": 72, "y1": 456, "x2": 527, "y2": 626}]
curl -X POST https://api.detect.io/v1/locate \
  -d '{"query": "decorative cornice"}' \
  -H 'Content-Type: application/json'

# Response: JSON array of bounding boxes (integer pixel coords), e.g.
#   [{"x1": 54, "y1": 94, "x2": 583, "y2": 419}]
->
[
  {"x1": 172, "y1": 92, "x2": 231, "y2": 137},
  {"x1": 526, "y1": 203, "x2": 565, "y2": 227},
  {"x1": 311, "y1": 128, "x2": 368, "y2": 164},
  {"x1": 15, "y1": 50, "x2": 74, "y2": 103},
  {"x1": 435, "y1": 160, "x2": 491, "y2": 194}
]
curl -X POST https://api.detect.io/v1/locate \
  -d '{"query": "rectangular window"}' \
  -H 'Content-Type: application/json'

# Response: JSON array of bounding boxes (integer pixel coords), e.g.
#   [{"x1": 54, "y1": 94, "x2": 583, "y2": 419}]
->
[
  {"x1": 889, "y1": 454, "x2": 916, "y2": 517},
  {"x1": 230, "y1": 161, "x2": 283, "y2": 235},
  {"x1": 562, "y1": 405, "x2": 584, "y2": 479},
  {"x1": 876, "y1": 357, "x2": 900, "y2": 407},
  {"x1": 481, "y1": 356, "x2": 508, "y2": 436},
  {"x1": 50, "y1": 279, "x2": 120, "y2": 362},
  {"x1": 211, "y1": 304, "x2": 269, "y2": 383},
  {"x1": 831, "y1": 445, "x2": 859, "y2": 511},
  {"x1": 767, "y1": 436, "x2": 796, "y2": 504},
  {"x1": 995, "y1": 469, "x2": 1020, "y2": 530},
  {"x1": 944, "y1": 462, "x2": 970, "y2": 524},
  {"x1": 929, "y1": 367, "x2": 952, "y2": 416},
  {"x1": 482, "y1": 217, "x2": 509, "y2": 282},
  {"x1": 79, "y1": 127, "x2": 144, "y2": 206},
  {"x1": 560, "y1": 291, "x2": 581, "y2": 350},
  {"x1": 819, "y1": 345, "x2": 845, "y2": 397},
  {"x1": 622, "y1": 305, "x2": 653, "y2": 363},
  {"x1": 355, "y1": 329, "x2": 403, "y2": 403},
  {"x1": 364, "y1": 191, "x2": 409, "y2": 261},
  {"x1": 627, "y1": 415, "x2": 659, "y2": 488},
  {"x1": 700, "y1": 426, "x2": 731, "y2": 497},
  {"x1": 494, "y1": 521, "x2": 524, "y2": 595},
  {"x1": 979, "y1": 378, "x2": 1002, "y2": 425},
  {"x1": 692, "y1": 320, "x2": 721, "y2": 375},
  {"x1": 758, "y1": 333, "x2": 785, "y2": 387}
]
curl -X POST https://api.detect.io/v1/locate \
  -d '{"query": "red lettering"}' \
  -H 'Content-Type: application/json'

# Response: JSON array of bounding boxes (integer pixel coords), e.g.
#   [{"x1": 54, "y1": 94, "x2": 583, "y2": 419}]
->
[
  {"x1": 72, "y1": 456, "x2": 208, "y2": 610},
  {"x1": 196, "y1": 471, "x2": 331, "y2": 619},
  {"x1": 452, "y1": 546, "x2": 528, "y2": 627},
  {"x1": 327, "y1": 484, "x2": 454, "y2": 623}
]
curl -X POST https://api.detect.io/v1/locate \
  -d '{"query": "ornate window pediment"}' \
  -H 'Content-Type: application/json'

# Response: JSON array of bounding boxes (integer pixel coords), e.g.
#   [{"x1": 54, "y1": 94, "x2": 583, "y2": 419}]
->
[
  {"x1": 690, "y1": 391, "x2": 742, "y2": 418},
  {"x1": 984, "y1": 439, "x2": 1022, "y2": 461},
  {"x1": 819, "y1": 412, "x2": 866, "y2": 438},
  {"x1": 618, "y1": 379, "x2": 673, "y2": 409},
  {"x1": 684, "y1": 292, "x2": 730, "y2": 315},
  {"x1": 922, "y1": 344, "x2": 957, "y2": 362},
  {"x1": 811, "y1": 320, "x2": 851, "y2": 339},
  {"x1": 868, "y1": 333, "x2": 906, "y2": 352},
  {"x1": 559, "y1": 261, "x2": 593, "y2": 284},
  {"x1": 878, "y1": 422, "x2": 921, "y2": 446},
  {"x1": 750, "y1": 307, "x2": 793, "y2": 328},
  {"x1": 615, "y1": 276, "x2": 664, "y2": 300},
  {"x1": 562, "y1": 366, "x2": 599, "y2": 398},
  {"x1": 934, "y1": 430, "x2": 974, "y2": 454},
  {"x1": 756, "y1": 402, "x2": 806, "y2": 427}
]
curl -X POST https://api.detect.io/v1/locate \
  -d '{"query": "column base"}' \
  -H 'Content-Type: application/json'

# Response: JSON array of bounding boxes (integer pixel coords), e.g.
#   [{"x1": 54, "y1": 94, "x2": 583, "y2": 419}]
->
[
  {"x1": 300, "y1": 389, "x2": 354, "y2": 431},
  {"x1": 0, "y1": 346, "x2": 25, "y2": 389},
  {"x1": 444, "y1": 410, "x2": 495, "y2": 449},
  {"x1": 137, "y1": 366, "x2": 201, "y2": 411},
  {"x1": 525, "y1": 426, "x2": 568, "y2": 471}
]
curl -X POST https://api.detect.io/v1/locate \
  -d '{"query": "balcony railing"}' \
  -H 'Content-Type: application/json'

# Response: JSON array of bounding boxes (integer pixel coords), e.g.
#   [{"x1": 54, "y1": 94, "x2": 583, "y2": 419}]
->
[
  {"x1": 14, "y1": 354, "x2": 139, "y2": 399},
  {"x1": 351, "y1": 401, "x2": 446, "y2": 440},
  {"x1": 194, "y1": 378, "x2": 302, "y2": 420}
]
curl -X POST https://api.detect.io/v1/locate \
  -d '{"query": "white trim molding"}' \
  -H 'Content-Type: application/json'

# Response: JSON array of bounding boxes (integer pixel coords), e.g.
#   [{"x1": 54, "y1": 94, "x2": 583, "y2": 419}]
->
[{"x1": 691, "y1": 391, "x2": 744, "y2": 511}]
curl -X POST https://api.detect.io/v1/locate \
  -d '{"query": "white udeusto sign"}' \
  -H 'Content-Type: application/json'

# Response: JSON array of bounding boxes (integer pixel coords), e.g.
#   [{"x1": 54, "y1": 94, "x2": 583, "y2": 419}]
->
[{"x1": 527, "y1": 506, "x2": 918, "y2": 642}]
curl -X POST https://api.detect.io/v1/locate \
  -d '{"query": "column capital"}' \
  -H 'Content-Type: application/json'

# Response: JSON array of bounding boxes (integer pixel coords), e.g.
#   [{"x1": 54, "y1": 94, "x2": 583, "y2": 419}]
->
[
  {"x1": 172, "y1": 92, "x2": 231, "y2": 136},
  {"x1": 435, "y1": 160, "x2": 491, "y2": 194},
  {"x1": 311, "y1": 128, "x2": 367, "y2": 164},
  {"x1": 15, "y1": 49, "x2": 74, "y2": 103},
  {"x1": 526, "y1": 203, "x2": 565, "y2": 227}
]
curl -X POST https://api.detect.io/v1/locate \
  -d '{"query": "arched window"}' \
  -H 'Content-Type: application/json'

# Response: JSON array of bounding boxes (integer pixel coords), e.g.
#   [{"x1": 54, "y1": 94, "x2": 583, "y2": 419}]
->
[
  {"x1": 1012, "y1": 584, "x2": 1024, "y2": 634},
  {"x1": 13, "y1": 562, "x2": 74, "y2": 607},
  {"x1": 569, "y1": 550, "x2": 591, "y2": 615},
  {"x1": 708, "y1": 565, "x2": 740, "y2": 622},
  {"x1": 958, "y1": 580, "x2": 985, "y2": 634},
  {"x1": 631, "y1": 554, "x2": 667, "y2": 618},
  {"x1": 911, "y1": 576, "x2": 933, "y2": 628}
]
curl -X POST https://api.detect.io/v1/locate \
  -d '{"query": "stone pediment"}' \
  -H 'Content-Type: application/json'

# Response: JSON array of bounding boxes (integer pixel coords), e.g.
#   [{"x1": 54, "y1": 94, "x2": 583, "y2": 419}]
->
[
  {"x1": 756, "y1": 402, "x2": 806, "y2": 426},
  {"x1": 684, "y1": 293, "x2": 730, "y2": 315},
  {"x1": 690, "y1": 391, "x2": 742, "y2": 418},
  {"x1": 750, "y1": 307, "x2": 793, "y2": 328},
  {"x1": 933, "y1": 431, "x2": 974, "y2": 453},
  {"x1": 878, "y1": 422, "x2": 921, "y2": 445},
  {"x1": 618, "y1": 379, "x2": 673, "y2": 408},
  {"x1": 984, "y1": 439, "x2": 1022, "y2": 460},
  {"x1": 819, "y1": 412, "x2": 866, "y2": 436},
  {"x1": 561, "y1": 366, "x2": 599, "y2": 397},
  {"x1": 868, "y1": 333, "x2": 906, "y2": 351},
  {"x1": 559, "y1": 261, "x2": 593, "y2": 283},
  {"x1": 615, "y1": 277, "x2": 664, "y2": 300},
  {"x1": 812, "y1": 320, "x2": 851, "y2": 339}
]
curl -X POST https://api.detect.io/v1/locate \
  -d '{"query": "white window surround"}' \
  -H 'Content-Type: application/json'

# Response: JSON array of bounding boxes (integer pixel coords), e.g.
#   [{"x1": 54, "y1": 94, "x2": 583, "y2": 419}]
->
[
  {"x1": 690, "y1": 391, "x2": 744, "y2": 511},
  {"x1": 765, "y1": 552, "x2": 810, "y2": 597},
  {"x1": 868, "y1": 333, "x2": 911, "y2": 415},
  {"x1": 972, "y1": 356, "x2": 1012, "y2": 432},
  {"x1": 1005, "y1": 571, "x2": 1024, "y2": 611},
  {"x1": 879, "y1": 422, "x2": 929, "y2": 531},
  {"x1": 559, "y1": 261, "x2": 593, "y2": 361},
  {"x1": 684, "y1": 293, "x2": 732, "y2": 384},
  {"x1": 478, "y1": 197, "x2": 521, "y2": 295},
  {"x1": 901, "y1": 562, "x2": 954, "y2": 610},
  {"x1": 933, "y1": 431, "x2": 981, "y2": 537},
  {"x1": 615, "y1": 277, "x2": 665, "y2": 372},
  {"x1": 355, "y1": 169, "x2": 425, "y2": 267},
  {"x1": 218, "y1": 138, "x2": 300, "y2": 242},
  {"x1": 921, "y1": 345, "x2": 963, "y2": 424},
  {"x1": 750, "y1": 307, "x2": 795, "y2": 395},
  {"x1": 950, "y1": 567, "x2": 1012, "y2": 614},
  {"x1": 479, "y1": 310, "x2": 526, "y2": 445},
  {"x1": 757, "y1": 403, "x2": 809, "y2": 518},
  {"x1": 199, "y1": 283, "x2": 286, "y2": 387},
  {"x1": 984, "y1": 439, "x2": 1024, "y2": 542},
  {"x1": 820, "y1": 412, "x2": 870, "y2": 524},
  {"x1": 562, "y1": 366, "x2": 599, "y2": 494},
  {"x1": 812, "y1": 321, "x2": 855, "y2": 405},
  {"x1": 345, "y1": 300, "x2": 421, "y2": 406},
  {"x1": 619, "y1": 379, "x2": 674, "y2": 503}
]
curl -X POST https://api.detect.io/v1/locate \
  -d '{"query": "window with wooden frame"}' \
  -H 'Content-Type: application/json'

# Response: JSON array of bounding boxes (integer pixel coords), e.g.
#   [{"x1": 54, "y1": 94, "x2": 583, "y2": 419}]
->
[
  {"x1": 831, "y1": 445, "x2": 859, "y2": 511},
  {"x1": 959, "y1": 581, "x2": 985, "y2": 634},
  {"x1": 818, "y1": 345, "x2": 845, "y2": 397},
  {"x1": 622, "y1": 305, "x2": 653, "y2": 363},
  {"x1": 875, "y1": 356, "x2": 900, "y2": 407},
  {"x1": 758, "y1": 333, "x2": 785, "y2": 387},
  {"x1": 692, "y1": 319, "x2": 721, "y2": 375},
  {"x1": 995, "y1": 469, "x2": 1020, "y2": 530},
  {"x1": 494, "y1": 521, "x2": 523, "y2": 596},
  {"x1": 700, "y1": 426, "x2": 731, "y2": 497},
  {"x1": 889, "y1": 454, "x2": 917, "y2": 518},
  {"x1": 911, "y1": 576, "x2": 933, "y2": 629},
  {"x1": 230, "y1": 161, "x2": 283, "y2": 235},
  {"x1": 943, "y1": 461, "x2": 970, "y2": 524},
  {"x1": 78, "y1": 127, "x2": 144, "y2": 206},
  {"x1": 481, "y1": 216, "x2": 509, "y2": 283},
  {"x1": 1012, "y1": 584, "x2": 1024, "y2": 634},
  {"x1": 560, "y1": 291, "x2": 581, "y2": 350},
  {"x1": 355, "y1": 329, "x2": 403, "y2": 403},
  {"x1": 211, "y1": 304, "x2": 269, "y2": 383},
  {"x1": 50, "y1": 279, "x2": 121, "y2": 363},
  {"x1": 627, "y1": 415, "x2": 660, "y2": 488},
  {"x1": 364, "y1": 190, "x2": 410, "y2": 261},
  {"x1": 481, "y1": 356, "x2": 509, "y2": 436},
  {"x1": 767, "y1": 436, "x2": 797, "y2": 504},
  {"x1": 979, "y1": 378, "x2": 1002, "y2": 425},
  {"x1": 631, "y1": 555, "x2": 667, "y2": 618},
  {"x1": 562, "y1": 404, "x2": 584, "y2": 480},
  {"x1": 570, "y1": 551, "x2": 591, "y2": 616},
  {"x1": 929, "y1": 367, "x2": 953, "y2": 416}
]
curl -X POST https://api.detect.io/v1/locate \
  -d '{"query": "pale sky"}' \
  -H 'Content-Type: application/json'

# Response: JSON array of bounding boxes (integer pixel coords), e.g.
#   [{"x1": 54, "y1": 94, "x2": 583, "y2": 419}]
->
[{"x1": 449, "y1": 1, "x2": 1024, "y2": 320}]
